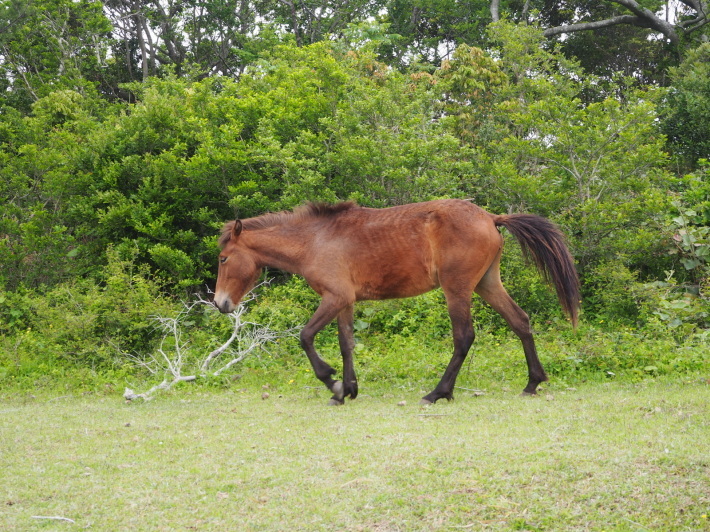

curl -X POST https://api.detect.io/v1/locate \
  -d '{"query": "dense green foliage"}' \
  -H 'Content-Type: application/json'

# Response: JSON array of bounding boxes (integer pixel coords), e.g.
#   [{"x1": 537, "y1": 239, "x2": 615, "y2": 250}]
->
[{"x1": 0, "y1": 1, "x2": 708, "y2": 391}]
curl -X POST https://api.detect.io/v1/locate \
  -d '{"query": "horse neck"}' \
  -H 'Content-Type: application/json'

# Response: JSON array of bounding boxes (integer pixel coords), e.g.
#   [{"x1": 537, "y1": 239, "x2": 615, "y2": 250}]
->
[{"x1": 241, "y1": 226, "x2": 308, "y2": 275}]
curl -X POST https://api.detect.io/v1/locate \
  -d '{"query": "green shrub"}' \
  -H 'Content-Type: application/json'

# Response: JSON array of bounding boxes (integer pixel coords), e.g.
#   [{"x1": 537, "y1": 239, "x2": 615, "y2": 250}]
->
[
  {"x1": 538, "y1": 324, "x2": 708, "y2": 382},
  {"x1": 583, "y1": 261, "x2": 641, "y2": 325},
  {"x1": 0, "y1": 247, "x2": 176, "y2": 388}
]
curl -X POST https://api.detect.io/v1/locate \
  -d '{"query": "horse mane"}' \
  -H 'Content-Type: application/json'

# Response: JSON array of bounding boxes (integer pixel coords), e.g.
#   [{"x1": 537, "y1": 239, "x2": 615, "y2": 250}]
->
[{"x1": 219, "y1": 201, "x2": 358, "y2": 248}]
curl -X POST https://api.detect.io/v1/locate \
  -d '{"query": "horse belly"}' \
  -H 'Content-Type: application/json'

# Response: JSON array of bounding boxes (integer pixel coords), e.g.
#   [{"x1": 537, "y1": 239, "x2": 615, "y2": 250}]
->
[{"x1": 352, "y1": 251, "x2": 438, "y2": 301}]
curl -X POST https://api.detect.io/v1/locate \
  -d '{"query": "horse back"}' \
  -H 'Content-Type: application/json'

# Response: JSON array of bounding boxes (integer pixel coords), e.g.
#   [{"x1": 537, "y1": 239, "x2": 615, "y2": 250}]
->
[{"x1": 307, "y1": 200, "x2": 500, "y2": 301}]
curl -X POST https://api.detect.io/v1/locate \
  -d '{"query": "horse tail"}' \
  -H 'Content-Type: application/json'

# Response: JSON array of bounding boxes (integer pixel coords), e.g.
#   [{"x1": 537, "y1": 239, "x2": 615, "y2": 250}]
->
[{"x1": 493, "y1": 214, "x2": 581, "y2": 327}]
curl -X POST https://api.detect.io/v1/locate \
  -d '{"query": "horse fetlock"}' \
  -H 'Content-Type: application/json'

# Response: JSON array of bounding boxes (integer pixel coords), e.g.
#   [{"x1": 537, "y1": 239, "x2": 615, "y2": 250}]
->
[
  {"x1": 523, "y1": 376, "x2": 546, "y2": 395},
  {"x1": 339, "y1": 379, "x2": 358, "y2": 400},
  {"x1": 528, "y1": 370, "x2": 548, "y2": 383},
  {"x1": 314, "y1": 366, "x2": 336, "y2": 384},
  {"x1": 347, "y1": 380, "x2": 358, "y2": 400}
]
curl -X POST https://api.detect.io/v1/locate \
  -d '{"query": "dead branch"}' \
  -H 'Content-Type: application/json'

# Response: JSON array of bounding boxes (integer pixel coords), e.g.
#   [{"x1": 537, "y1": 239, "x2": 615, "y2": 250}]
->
[
  {"x1": 32, "y1": 516, "x2": 75, "y2": 524},
  {"x1": 124, "y1": 282, "x2": 295, "y2": 401}
]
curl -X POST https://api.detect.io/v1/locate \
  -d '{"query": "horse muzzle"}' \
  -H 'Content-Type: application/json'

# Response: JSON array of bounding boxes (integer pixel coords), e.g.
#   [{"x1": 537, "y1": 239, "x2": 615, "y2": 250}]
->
[{"x1": 213, "y1": 292, "x2": 236, "y2": 314}]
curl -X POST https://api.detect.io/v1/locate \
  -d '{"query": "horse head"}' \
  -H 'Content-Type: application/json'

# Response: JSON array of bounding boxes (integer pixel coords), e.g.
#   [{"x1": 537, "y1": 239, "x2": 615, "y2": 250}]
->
[{"x1": 214, "y1": 220, "x2": 261, "y2": 313}]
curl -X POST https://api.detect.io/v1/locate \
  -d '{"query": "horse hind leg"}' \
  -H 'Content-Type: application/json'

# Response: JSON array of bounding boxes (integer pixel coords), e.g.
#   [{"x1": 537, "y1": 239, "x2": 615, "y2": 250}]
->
[
  {"x1": 475, "y1": 269, "x2": 548, "y2": 395},
  {"x1": 421, "y1": 293, "x2": 475, "y2": 405}
]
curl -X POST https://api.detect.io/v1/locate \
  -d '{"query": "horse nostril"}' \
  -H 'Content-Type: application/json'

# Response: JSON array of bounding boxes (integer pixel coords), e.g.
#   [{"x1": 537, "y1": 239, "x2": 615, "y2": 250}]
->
[{"x1": 214, "y1": 294, "x2": 234, "y2": 314}]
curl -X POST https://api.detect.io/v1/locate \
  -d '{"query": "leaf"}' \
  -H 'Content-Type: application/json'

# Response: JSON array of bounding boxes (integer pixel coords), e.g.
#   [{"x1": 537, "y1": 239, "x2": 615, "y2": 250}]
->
[
  {"x1": 354, "y1": 319, "x2": 370, "y2": 331},
  {"x1": 681, "y1": 258, "x2": 701, "y2": 270}
]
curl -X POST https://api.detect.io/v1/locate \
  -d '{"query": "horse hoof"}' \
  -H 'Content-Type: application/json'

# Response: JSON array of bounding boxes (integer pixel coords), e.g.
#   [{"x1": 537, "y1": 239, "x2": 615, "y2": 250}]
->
[
  {"x1": 331, "y1": 380, "x2": 344, "y2": 401},
  {"x1": 419, "y1": 398, "x2": 433, "y2": 406},
  {"x1": 520, "y1": 391, "x2": 537, "y2": 397},
  {"x1": 328, "y1": 398, "x2": 344, "y2": 406}
]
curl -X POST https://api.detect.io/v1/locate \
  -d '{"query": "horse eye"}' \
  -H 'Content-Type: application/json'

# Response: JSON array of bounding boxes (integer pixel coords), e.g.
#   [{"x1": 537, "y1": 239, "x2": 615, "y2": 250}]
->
[{"x1": 220, "y1": 256, "x2": 228, "y2": 264}]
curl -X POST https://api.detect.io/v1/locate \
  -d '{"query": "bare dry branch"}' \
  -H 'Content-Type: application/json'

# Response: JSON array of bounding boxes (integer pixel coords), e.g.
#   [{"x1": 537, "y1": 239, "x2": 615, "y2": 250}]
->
[
  {"x1": 32, "y1": 516, "x2": 76, "y2": 524},
  {"x1": 123, "y1": 282, "x2": 295, "y2": 401}
]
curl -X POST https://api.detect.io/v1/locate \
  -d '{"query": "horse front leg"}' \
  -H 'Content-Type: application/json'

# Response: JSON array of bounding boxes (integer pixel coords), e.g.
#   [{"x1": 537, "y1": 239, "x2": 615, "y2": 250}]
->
[
  {"x1": 335, "y1": 304, "x2": 358, "y2": 405},
  {"x1": 300, "y1": 296, "x2": 353, "y2": 405}
]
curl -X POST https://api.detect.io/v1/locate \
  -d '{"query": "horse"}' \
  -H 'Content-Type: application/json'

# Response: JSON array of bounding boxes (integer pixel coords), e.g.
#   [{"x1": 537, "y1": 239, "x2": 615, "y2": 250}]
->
[{"x1": 215, "y1": 199, "x2": 580, "y2": 405}]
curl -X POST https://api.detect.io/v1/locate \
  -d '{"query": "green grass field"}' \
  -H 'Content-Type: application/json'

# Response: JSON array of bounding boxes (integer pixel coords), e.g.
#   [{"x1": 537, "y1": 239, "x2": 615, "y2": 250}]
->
[{"x1": 2, "y1": 378, "x2": 709, "y2": 531}]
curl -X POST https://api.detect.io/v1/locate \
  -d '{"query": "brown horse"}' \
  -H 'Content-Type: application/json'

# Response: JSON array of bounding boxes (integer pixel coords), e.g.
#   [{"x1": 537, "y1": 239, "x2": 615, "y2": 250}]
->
[{"x1": 215, "y1": 199, "x2": 580, "y2": 405}]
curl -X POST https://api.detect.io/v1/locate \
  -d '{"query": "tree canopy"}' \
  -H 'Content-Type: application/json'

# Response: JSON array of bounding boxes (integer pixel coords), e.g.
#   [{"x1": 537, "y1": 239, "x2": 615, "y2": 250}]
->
[
  {"x1": 0, "y1": 2, "x2": 708, "y2": 366},
  {"x1": 2, "y1": 0, "x2": 709, "y2": 111}
]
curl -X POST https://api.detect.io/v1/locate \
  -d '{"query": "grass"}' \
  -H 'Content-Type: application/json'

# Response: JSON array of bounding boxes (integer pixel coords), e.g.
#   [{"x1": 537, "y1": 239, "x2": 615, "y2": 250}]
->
[{"x1": 1, "y1": 377, "x2": 709, "y2": 531}]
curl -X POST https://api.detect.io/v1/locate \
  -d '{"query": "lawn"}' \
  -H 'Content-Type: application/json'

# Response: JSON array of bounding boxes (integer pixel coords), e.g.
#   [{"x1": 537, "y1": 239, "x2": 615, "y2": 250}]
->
[{"x1": 1, "y1": 378, "x2": 709, "y2": 531}]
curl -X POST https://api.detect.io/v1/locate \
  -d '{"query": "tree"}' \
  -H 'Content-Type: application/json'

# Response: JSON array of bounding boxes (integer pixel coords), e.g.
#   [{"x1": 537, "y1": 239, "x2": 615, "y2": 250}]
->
[
  {"x1": 380, "y1": 0, "x2": 492, "y2": 65},
  {"x1": 265, "y1": 0, "x2": 383, "y2": 47},
  {"x1": 0, "y1": 36, "x2": 474, "y2": 292},
  {"x1": 438, "y1": 23, "x2": 675, "y2": 317},
  {"x1": 659, "y1": 43, "x2": 710, "y2": 170},
  {"x1": 0, "y1": 0, "x2": 111, "y2": 110},
  {"x1": 0, "y1": 89, "x2": 115, "y2": 289},
  {"x1": 101, "y1": 0, "x2": 278, "y2": 86}
]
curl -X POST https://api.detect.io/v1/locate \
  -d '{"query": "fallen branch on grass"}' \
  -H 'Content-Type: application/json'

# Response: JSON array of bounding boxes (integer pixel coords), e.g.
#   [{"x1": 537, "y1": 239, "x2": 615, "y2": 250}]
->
[
  {"x1": 32, "y1": 516, "x2": 75, "y2": 524},
  {"x1": 124, "y1": 284, "x2": 295, "y2": 401},
  {"x1": 454, "y1": 386, "x2": 486, "y2": 396},
  {"x1": 124, "y1": 376, "x2": 196, "y2": 401}
]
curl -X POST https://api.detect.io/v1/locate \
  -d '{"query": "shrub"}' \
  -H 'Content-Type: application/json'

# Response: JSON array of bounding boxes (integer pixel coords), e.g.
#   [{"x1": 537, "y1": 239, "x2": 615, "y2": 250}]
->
[{"x1": 0, "y1": 247, "x2": 176, "y2": 388}]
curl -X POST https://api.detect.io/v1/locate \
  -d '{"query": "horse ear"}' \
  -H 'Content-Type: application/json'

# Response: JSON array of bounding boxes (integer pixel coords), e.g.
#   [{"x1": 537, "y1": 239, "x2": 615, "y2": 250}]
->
[{"x1": 232, "y1": 219, "x2": 243, "y2": 239}]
